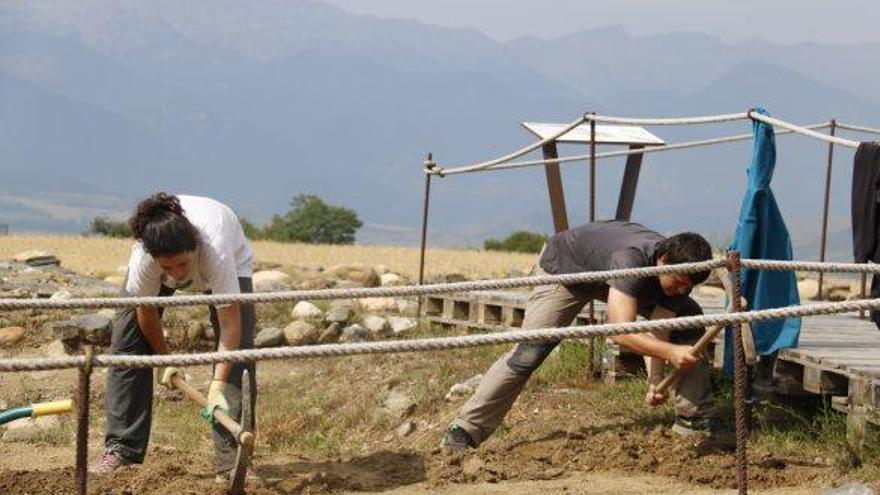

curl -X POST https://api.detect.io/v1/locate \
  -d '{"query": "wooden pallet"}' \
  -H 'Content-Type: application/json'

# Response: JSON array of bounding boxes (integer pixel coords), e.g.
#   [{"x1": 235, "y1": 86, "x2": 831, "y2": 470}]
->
[{"x1": 422, "y1": 290, "x2": 725, "y2": 382}]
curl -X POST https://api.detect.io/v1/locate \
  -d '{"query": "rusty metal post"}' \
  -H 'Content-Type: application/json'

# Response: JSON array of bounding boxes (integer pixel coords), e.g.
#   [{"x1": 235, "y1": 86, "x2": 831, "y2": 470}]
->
[
  {"x1": 76, "y1": 345, "x2": 94, "y2": 495},
  {"x1": 587, "y1": 117, "x2": 597, "y2": 377},
  {"x1": 417, "y1": 155, "x2": 434, "y2": 317},
  {"x1": 817, "y1": 120, "x2": 836, "y2": 300},
  {"x1": 860, "y1": 273, "x2": 868, "y2": 319},
  {"x1": 727, "y1": 252, "x2": 748, "y2": 494}
]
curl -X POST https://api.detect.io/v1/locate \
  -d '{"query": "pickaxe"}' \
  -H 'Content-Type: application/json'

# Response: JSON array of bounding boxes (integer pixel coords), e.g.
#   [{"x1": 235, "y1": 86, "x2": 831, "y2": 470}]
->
[
  {"x1": 161, "y1": 368, "x2": 254, "y2": 495},
  {"x1": 648, "y1": 271, "x2": 757, "y2": 405}
]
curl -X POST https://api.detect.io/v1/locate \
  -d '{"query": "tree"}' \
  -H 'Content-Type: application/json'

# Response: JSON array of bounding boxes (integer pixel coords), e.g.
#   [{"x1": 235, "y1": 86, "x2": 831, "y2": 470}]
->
[
  {"x1": 90, "y1": 216, "x2": 131, "y2": 238},
  {"x1": 238, "y1": 217, "x2": 261, "y2": 240},
  {"x1": 262, "y1": 194, "x2": 362, "y2": 244},
  {"x1": 484, "y1": 230, "x2": 546, "y2": 254}
]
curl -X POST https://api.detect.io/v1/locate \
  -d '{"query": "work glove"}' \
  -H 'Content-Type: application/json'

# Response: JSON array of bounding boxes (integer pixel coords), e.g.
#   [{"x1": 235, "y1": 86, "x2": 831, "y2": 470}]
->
[
  {"x1": 157, "y1": 367, "x2": 177, "y2": 388},
  {"x1": 201, "y1": 380, "x2": 229, "y2": 424}
]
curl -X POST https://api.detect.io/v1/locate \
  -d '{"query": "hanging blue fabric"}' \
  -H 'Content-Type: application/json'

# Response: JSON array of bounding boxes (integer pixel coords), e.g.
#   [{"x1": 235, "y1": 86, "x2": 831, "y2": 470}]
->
[{"x1": 724, "y1": 108, "x2": 801, "y2": 374}]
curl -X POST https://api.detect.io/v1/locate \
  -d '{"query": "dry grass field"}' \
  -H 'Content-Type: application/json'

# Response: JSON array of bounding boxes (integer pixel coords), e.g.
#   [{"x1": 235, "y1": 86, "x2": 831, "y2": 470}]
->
[{"x1": 0, "y1": 235, "x2": 535, "y2": 280}]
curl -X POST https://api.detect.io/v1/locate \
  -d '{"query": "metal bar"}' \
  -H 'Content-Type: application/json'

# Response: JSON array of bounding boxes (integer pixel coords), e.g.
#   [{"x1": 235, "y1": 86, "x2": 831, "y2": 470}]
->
[
  {"x1": 817, "y1": 120, "x2": 836, "y2": 300},
  {"x1": 75, "y1": 346, "x2": 93, "y2": 495},
  {"x1": 861, "y1": 274, "x2": 868, "y2": 319},
  {"x1": 417, "y1": 158, "x2": 433, "y2": 316},
  {"x1": 615, "y1": 145, "x2": 645, "y2": 221},
  {"x1": 587, "y1": 118, "x2": 597, "y2": 377},
  {"x1": 727, "y1": 252, "x2": 748, "y2": 494},
  {"x1": 542, "y1": 143, "x2": 569, "y2": 232}
]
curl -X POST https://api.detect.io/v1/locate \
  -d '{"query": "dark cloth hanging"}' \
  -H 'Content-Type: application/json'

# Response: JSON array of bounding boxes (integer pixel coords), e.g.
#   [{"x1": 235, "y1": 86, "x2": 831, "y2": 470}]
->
[{"x1": 850, "y1": 141, "x2": 880, "y2": 328}]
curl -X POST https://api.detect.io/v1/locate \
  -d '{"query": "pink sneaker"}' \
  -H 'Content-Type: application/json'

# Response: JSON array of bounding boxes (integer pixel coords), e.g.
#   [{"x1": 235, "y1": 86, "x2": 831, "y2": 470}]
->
[{"x1": 90, "y1": 447, "x2": 136, "y2": 474}]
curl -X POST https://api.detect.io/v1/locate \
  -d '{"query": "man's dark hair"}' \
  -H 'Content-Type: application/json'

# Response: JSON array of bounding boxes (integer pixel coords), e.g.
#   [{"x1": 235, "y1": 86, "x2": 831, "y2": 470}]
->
[
  {"x1": 129, "y1": 192, "x2": 200, "y2": 258},
  {"x1": 655, "y1": 232, "x2": 713, "y2": 285}
]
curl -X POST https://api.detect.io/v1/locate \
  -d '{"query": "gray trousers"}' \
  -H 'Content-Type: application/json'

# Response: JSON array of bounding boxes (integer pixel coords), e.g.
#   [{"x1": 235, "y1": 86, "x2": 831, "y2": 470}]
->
[
  {"x1": 104, "y1": 277, "x2": 257, "y2": 472},
  {"x1": 453, "y1": 276, "x2": 715, "y2": 446}
]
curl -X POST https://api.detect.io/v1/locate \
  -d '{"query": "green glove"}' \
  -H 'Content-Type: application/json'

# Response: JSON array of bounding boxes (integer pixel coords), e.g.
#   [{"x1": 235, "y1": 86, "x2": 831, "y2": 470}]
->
[{"x1": 201, "y1": 380, "x2": 229, "y2": 424}]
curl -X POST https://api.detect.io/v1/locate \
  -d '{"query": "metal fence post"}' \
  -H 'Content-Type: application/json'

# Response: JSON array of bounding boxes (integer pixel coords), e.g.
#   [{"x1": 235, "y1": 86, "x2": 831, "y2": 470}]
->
[
  {"x1": 728, "y1": 252, "x2": 749, "y2": 494},
  {"x1": 75, "y1": 345, "x2": 94, "y2": 495}
]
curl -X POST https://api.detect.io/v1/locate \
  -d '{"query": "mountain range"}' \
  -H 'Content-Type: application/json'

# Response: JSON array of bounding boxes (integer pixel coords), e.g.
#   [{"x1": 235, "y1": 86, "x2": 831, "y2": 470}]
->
[{"x1": 0, "y1": 0, "x2": 876, "y2": 260}]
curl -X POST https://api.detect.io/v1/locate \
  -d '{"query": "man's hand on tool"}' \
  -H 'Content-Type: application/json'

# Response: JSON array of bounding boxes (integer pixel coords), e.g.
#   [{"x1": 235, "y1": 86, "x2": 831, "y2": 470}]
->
[
  {"x1": 645, "y1": 383, "x2": 668, "y2": 407},
  {"x1": 667, "y1": 344, "x2": 699, "y2": 370},
  {"x1": 205, "y1": 380, "x2": 230, "y2": 420}
]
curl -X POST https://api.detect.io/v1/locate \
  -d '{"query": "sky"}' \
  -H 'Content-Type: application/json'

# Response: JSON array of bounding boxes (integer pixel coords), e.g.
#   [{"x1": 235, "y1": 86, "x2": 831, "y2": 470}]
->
[{"x1": 321, "y1": 0, "x2": 879, "y2": 45}]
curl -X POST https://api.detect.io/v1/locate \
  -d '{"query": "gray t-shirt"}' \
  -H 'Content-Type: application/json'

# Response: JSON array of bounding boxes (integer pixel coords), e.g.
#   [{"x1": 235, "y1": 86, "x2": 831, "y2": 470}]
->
[{"x1": 539, "y1": 221, "x2": 686, "y2": 311}]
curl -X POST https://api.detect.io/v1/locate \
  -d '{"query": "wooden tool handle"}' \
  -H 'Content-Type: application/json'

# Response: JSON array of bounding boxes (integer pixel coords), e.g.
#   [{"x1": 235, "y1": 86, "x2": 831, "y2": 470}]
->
[
  {"x1": 169, "y1": 373, "x2": 253, "y2": 446},
  {"x1": 654, "y1": 322, "x2": 726, "y2": 395}
]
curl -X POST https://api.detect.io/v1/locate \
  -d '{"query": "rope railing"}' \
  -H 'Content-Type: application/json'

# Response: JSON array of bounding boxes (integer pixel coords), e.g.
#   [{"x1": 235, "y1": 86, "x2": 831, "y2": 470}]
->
[
  {"x1": 429, "y1": 113, "x2": 589, "y2": 175},
  {"x1": 0, "y1": 260, "x2": 725, "y2": 310},
  {"x1": 741, "y1": 259, "x2": 880, "y2": 273},
  {"x1": 748, "y1": 111, "x2": 860, "y2": 149},
  {"x1": 586, "y1": 112, "x2": 750, "y2": 126},
  {"x1": 434, "y1": 123, "x2": 830, "y2": 176},
  {"x1": 836, "y1": 122, "x2": 880, "y2": 136},
  {"x1": 0, "y1": 295, "x2": 874, "y2": 372},
  {"x1": 3, "y1": 257, "x2": 879, "y2": 311}
]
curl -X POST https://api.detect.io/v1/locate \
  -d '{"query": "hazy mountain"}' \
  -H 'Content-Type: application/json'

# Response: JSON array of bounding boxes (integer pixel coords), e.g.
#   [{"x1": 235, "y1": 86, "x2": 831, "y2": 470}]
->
[{"x1": 0, "y1": 1, "x2": 875, "y2": 260}]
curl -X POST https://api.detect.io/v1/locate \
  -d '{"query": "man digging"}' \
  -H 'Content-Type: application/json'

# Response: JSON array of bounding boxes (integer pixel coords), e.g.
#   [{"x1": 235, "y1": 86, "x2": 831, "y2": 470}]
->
[{"x1": 442, "y1": 220, "x2": 717, "y2": 451}]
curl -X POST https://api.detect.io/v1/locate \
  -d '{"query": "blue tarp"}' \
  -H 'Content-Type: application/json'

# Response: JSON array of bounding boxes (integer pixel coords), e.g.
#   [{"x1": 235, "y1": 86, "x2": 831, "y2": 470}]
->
[{"x1": 724, "y1": 108, "x2": 801, "y2": 373}]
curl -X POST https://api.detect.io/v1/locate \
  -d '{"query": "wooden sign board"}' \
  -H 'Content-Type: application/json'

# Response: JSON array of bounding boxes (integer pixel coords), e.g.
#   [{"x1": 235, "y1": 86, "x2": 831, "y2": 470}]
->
[{"x1": 522, "y1": 122, "x2": 665, "y2": 146}]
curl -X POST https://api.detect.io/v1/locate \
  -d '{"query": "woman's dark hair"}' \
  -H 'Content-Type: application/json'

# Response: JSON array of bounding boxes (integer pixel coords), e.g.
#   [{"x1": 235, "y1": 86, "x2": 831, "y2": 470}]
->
[
  {"x1": 129, "y1": 192, "x2": 199, "y2": 257},
  {"x1": 655, "y1": 232, "x2": 713, "y2": 285}
]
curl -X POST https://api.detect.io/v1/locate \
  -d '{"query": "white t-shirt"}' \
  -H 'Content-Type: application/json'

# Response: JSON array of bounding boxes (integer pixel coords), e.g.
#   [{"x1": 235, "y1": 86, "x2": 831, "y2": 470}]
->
[{"x1": 125, "y1": 195, "x2": 254, "y2": 302}]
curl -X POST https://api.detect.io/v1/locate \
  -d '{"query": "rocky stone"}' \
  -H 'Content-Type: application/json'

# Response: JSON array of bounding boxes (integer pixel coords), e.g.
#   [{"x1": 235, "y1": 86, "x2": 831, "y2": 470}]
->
[
  {"x1": 298, "y1": 275, "x2": 333, "y2": 290},
  {"x1": 283, "y1": 321, "x2": 319, "y2": 346},
  {"x1": 798, "y1": 279, "x2": 819, "y2": 300},
  {"x1": 13, "y1": 250, "x2": 60, "y2": 267},
  {"x1": 380, "y1": 273, "x2": 403, "y2": 287},
  {"x1": 104, "y1": 275, "x2": 125, "y2": 286},
  {"x1": 291, "y1": 301, "x2": 323, "y2": 320},
  {"x1": 97, "y1": 309, "x2": 116, "y2": 320},
  {"x1": 395, "y1": 420, "x2": 415, "y2": 438},
  {"x1": 388, "y1": 316, "x2": 417, "y2": 335},
  {"x1": 45, "y1": 340, "x2": 68, "y2": 357},
  {"x1": 325, "y1": 264, "x2": 380, "y2": 287},
  {"x1": 204, "y1": 325, "x2": 216, "y2": 341},
  {"x1": 382, "y1": 387, "x2": 415, "y2": 418},
  {"x1": 2, "y1": 416, "x2": 62, "y2": 443},
  {"x1": 254, "y1": 327, "x2": 284, "y2": 348},
  {"x1": 318, "y1": 322, "x2": 342, "y2": 344},
  {"x1": 252, "y1": 270, "x2": 293, "y2": 292},
  {"x1": 340, "y1": 324, "x2": 369, "y2": 343},
  {"x1": 374, "y1": 264, "x2": 389, "y2": 275},
  {"x1": 433, "y1": 273, "x2": 468, "y2": 284},
  {"x1": 326, "y1": 300, "x2": 354, "y2": 324},
  {"x1": 186, "y1": 321, "x2": 206, "y2": 341},
  {"x1": 361, "y1": 315, "x2": 389, "y2": 336},
  {"x1": 0, "y1": 326, "x2": 26, "y2": 346},
  {"x1": 75, "y1": 313, "x2": 112, "y2": 345},
  {"x1": 396, "y1": 299, "x2": 420, "y2": 318},
  {"x1": 357, "y1": 297, "x2": 398, "y2": 314},
  {"x1": 445, "y1": 374, "x2": 483, "y2": 401},
  {"x1": 335, "y1": 280, "x2": 361, "y2": 290},
  {"x1": 49, "y1": 289, "x2": 73, "y2": 301}
]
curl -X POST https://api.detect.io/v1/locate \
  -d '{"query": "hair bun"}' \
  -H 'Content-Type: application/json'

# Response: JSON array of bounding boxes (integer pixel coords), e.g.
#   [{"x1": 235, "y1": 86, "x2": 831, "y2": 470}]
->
[{"x1": 129, "y1": 192, "x2": 184, "y2": 239}]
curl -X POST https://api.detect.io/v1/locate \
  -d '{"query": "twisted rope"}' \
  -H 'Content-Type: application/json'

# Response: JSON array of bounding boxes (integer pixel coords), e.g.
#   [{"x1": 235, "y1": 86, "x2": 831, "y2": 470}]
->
[
  {"x1": 586, "y1": 112, "x2": 750, "y2": 126},
  {"x1": 435, "y1": 124, "x2": 830, "y2": 176},
  {"x1": 1, "y1": 296, "x2": 876, "y2": 372},
  {"x1": 433, "y1": 113, "x2": 588, "y2": 175},
  {"x1": 749, "y1": 111, "x2": 859, "y2": 149},
  {"x1": 742, "y1": 259, "x2": 880, "y2": 273},
  {"x1": 0, "y1": 260, "x2": 724, "y2": 310},
  {"x1": 836, "y1": 122, "x2": 880, "y2": 136}
]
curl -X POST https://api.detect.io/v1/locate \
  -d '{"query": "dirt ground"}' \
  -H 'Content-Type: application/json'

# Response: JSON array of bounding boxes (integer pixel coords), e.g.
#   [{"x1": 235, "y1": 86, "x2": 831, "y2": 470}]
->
[{"x1": 0, "y1": 321, "x2": 876, "y2": 495}]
